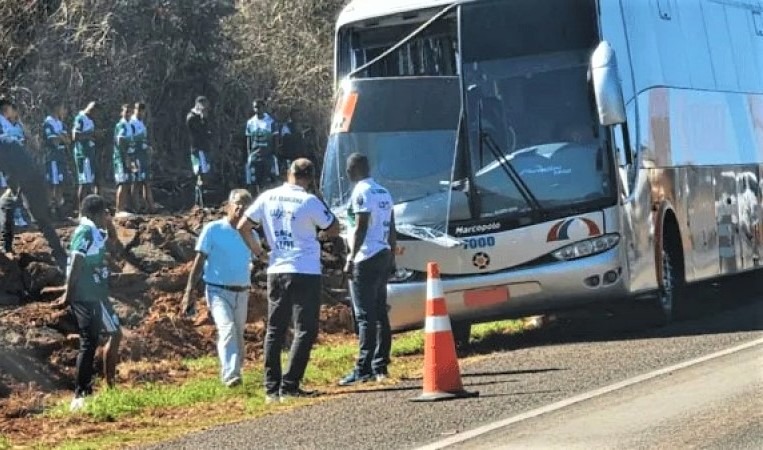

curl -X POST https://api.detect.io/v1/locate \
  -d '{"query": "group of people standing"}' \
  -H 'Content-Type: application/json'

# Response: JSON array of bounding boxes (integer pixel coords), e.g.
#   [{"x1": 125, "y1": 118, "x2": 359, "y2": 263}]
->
[
  {"x1": 185, "y1": 96, "x2": 312, "y2": 209},
  {"x1": 181, "y1": 153, "x2": 395, "y2": 403}
]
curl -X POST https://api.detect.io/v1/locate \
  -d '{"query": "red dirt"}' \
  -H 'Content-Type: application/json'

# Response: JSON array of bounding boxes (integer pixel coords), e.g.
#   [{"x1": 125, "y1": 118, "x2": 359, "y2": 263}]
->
[{"x1": 0, "y1": 209, "x2": 354, "y2": 418}]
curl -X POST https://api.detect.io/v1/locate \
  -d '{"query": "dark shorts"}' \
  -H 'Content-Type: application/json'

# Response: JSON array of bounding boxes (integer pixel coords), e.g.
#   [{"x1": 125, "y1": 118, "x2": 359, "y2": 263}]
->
[
  {"x1": 71, "y1": 299, "x2": 121, "y2": 336},
  {"x1": 113, "y1": 149, "x2": 138, "y2": 185},
  {"x1": 46, "y1": 151, "x2": 68, "y2": 186},
  {"x1": 134, "y1": 149, "x2": 150, "y2": 182},
  {"x1": 190, "y1": 149, "x2": 210, "y2": 176},
  {"x1": 74, "y1": 148, "x2": 98, "y2": 186}
]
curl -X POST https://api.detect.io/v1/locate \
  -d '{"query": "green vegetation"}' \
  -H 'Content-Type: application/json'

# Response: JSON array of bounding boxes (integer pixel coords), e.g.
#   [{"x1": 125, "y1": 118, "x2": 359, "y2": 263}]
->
[
  {"x1": 49, "y1": 320, "x2": 523, "y2": 422},
  {"x1": 23, "y1": 319, "x2": 526, "y2": 449}
]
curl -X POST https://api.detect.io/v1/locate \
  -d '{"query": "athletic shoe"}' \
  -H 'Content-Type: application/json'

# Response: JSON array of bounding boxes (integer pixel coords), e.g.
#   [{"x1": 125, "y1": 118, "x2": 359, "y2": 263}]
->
[
  {"x1": 225, "y1": 377, "x2": 242, "y2": 388},
  {"x1": 338, "y1": 371, "x2": 372, "y2": 387},
  {"x1": 375, "y1": 373, "x2": 388, "y2": 382},
  {"x1": 265, "y1": 394, "x2": 281, "y2": 405},
  {"x1": 69, "y1": 396, "x2": 86, "y2": 412},
  {"x1": 280, "y1": 388, "x2": 319, "y2": 400}
]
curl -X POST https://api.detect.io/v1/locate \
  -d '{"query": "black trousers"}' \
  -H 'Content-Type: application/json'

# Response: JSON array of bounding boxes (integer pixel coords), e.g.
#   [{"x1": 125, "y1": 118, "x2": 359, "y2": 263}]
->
[
  {"x1": 0, "y1": 193, "x2": 15, "y2": 253},
  {"x1": 264, "y1": 273, "x2": 321, "y2": 395},
  {"x1": 70, "y1": 301, "x2": 103, "y2": 397}
]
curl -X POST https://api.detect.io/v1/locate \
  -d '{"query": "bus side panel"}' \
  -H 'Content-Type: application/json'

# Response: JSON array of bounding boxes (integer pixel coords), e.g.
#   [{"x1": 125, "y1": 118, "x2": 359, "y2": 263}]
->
[{"x1": 685, "y1": 165, "x2": 720, "y2": 282}]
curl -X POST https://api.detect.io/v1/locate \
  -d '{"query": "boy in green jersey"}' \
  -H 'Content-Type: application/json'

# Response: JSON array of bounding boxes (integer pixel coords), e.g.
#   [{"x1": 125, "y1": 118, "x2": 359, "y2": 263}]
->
[
  {"x1": 72, "y1": 101, "x2": 99, "y2": 209},
  {"x1": 63, "y1": 195, "x2": 126, "y2": 411}
]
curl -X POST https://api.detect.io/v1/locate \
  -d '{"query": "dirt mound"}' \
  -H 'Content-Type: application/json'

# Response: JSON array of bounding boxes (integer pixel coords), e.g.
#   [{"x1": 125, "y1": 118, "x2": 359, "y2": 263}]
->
[{"x1": 0, "y1": 209, "x2": 354, "y2": 413}]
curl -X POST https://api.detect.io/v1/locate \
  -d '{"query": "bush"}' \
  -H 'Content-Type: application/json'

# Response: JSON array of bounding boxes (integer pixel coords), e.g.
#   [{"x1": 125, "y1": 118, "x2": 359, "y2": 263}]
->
[{"x1": 0, "y1": 0, "x2": 346, "y2": 200}]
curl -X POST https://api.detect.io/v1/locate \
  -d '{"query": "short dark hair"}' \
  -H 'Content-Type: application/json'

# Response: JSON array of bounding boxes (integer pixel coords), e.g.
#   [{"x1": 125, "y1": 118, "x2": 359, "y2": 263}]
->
[
  {"x1": 0, "y1": 97, "x2": 14, "y2": 110},
  {"x1": 135, "y1": 102, "x2": 146, "y2": 111},
  {"x1": 195, "y1": 96, "x2": 208, "y2": 105},
  {"x1": 289, "y1": 158, "x2": 315, "y2": 180},
  {"x1": 347, "y1": 152, "x2": 370, "y2": 175},
  {"x1": 80, "y1": 194, "x2": 107, "y2": 218}
]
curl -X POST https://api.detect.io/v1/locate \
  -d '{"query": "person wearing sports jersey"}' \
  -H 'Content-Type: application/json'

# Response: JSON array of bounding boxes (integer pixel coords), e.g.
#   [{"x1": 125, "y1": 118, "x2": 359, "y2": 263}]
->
[
  {"x1": 73, "y1": 101, "x2": 99, "y2": 208},
  {"x1": 238, "y1": 158, "x2": 339, "y2": 404},
  {"x1": 43, "y1": 103, "x2": 71, "y2": 218},
  {"x1": 339, "y1": 153, "x2": 396, "y2": 386},
  {"x1": 0, "y1": 98, "x2": 67, "y2": 268},
  {"x1": 113, "y1": 104, "x2": 136, "y2": 216},
  {"x1": 4, "y1": 103, "x2": 31, "y2": 228},
  {"x1": 62, "y1": 195, "x2": 126, "y2": 411},
  {"x1": 245, "y1": 99, "x2": 278, "y2": 195},
  {"x1": 131, "y1": 102, "x2": 156, "y2": 213}
]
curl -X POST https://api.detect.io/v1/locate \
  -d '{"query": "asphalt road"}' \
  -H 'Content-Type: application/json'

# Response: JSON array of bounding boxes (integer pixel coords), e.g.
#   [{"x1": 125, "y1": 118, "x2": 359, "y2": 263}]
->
[
  {"x1": 148, "y1": 274, "x2": 762, "y2": 450},
  {"x1": 448, "y1": 343, "x2": 763, "y2": 450}
]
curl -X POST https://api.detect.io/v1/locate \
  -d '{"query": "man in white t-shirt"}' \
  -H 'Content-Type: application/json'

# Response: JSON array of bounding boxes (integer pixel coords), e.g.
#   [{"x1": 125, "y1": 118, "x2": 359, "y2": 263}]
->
[
  {"x1": 339, "y1": 153, "x2": 396, "y2": 386},
  {"x1": 238, "y1": 158, "x2": 339, "y2": 403}
]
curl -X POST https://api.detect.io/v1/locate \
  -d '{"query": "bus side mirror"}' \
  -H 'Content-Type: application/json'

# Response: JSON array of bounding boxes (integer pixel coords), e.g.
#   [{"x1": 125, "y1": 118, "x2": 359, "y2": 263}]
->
[{"x1": 591, "y1": 41, "x2": 626, "y2": 126}]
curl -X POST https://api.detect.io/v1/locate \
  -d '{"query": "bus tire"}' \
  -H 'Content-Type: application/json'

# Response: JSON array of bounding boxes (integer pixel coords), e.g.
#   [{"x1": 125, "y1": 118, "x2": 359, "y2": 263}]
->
[
  {"x1": 655, "y1": 217, "x2": 687, "y2": 324},
  {"x1": 452, "y1": 321, "x2": 472, "y2": 349}
]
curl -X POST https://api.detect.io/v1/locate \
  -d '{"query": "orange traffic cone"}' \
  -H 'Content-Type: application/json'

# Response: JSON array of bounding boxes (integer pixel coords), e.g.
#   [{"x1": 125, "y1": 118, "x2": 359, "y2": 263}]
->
[{"x1": 411, "y1": 262, "x2": 479, "y2": 402}]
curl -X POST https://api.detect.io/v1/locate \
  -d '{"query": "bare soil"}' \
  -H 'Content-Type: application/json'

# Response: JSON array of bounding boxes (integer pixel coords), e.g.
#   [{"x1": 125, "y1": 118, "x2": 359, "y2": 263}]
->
[{"x1": 0, "y1": 208, "x2": 354, "y2": 419}]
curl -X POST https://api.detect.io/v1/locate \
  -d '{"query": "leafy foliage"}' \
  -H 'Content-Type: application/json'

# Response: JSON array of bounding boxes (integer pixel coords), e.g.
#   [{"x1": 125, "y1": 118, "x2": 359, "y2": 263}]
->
[{"x1": 0, "y1": 0, "x2": 345, "y2": 197}]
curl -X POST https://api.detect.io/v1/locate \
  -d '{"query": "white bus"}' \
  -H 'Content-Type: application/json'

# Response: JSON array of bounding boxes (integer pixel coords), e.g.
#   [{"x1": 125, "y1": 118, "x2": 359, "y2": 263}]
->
[{"x1": 321, "y1": 0, "x2": 763, "y2": 341}]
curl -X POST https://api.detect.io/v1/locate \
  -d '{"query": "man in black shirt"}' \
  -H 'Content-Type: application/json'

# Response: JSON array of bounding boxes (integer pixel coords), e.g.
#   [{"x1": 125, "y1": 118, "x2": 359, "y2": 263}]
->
[{"x1": 186, "y1": 96, "x2": 213, "y2": 207}]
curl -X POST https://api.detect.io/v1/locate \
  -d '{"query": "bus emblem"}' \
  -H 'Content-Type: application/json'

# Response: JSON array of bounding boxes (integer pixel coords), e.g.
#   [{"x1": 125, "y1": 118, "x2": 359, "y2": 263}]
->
[
  {"x1": 472, "y1": 252, "x2": 491, "y2": 270},
  {"x1": 547, "y1": 218, "x2": 601, "y2": 242}
]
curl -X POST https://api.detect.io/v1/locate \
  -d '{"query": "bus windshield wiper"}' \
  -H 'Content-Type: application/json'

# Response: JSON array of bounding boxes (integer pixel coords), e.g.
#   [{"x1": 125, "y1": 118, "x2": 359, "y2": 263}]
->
[{"x1": 477, "y1": 100, "x2": 546, "y2": 218}]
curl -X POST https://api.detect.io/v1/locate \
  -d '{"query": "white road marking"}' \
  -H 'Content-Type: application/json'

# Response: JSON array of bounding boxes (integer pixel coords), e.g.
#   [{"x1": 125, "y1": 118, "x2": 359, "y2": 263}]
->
[{"x1": 416, "y1": 337, "x2": 763, "y2": 450}]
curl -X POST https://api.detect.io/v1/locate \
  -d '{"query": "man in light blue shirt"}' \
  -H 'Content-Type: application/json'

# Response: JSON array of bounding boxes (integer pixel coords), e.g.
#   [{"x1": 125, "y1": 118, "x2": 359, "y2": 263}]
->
[{"x1": 182, "y1": 189, "x2": 266, "y2": 387}]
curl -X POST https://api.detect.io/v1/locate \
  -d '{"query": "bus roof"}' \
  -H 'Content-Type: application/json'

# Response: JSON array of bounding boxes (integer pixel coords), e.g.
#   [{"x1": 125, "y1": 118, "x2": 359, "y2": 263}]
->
[{"x1": 337, "y1": 0, "x2": 465, "y2": 29}]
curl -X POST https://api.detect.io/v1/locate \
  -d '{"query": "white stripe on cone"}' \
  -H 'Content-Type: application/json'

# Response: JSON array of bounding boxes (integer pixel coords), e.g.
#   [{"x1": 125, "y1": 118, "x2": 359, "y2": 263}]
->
[
  {"x1": 427, "y1": 278, "x2": 444, "y2": 301},
  {"x1": 425, "y1": 315, "x2": 452, "y2": 333}
]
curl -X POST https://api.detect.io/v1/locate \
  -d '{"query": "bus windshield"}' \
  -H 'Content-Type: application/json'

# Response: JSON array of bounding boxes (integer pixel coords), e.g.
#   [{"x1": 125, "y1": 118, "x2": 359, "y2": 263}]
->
[
  {"x1": 321, "y1": 77, "x2": 460, "y2": 211},
  {"x1": 461, "y1": 0, "x2": 617, "y2": 218}
]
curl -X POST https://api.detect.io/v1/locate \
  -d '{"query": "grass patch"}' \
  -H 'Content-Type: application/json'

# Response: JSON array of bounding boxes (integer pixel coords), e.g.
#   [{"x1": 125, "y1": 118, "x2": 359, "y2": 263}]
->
[
  {"x1": 15, "y1": 318, "x2": 527, "y2": 449},
  {"x1": 0, "y1": 435, "x2": 10, "y2": 450}
]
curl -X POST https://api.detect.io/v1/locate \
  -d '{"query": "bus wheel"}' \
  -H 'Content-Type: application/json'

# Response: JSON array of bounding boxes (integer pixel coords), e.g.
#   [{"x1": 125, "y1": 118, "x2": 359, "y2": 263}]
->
[
  {"x1": 656, "y1": 227, "x2": 686, "y2": 324},
  {"x1": 452, "y1": 321, "x2": 472, "y2": 350}
]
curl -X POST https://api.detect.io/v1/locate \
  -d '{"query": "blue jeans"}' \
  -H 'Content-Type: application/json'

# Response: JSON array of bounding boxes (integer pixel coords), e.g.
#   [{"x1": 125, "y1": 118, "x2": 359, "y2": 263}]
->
[
  {"x1": 206, "y1": 285, "x2": 249, "y2": 384},
  {"x1": 350, "y1": 249, "x2": 392, "y2": 376}
]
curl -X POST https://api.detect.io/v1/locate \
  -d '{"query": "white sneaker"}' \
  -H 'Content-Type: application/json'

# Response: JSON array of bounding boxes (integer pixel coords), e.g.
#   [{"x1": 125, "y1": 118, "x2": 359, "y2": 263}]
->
[
  {"x1": 265, "y1": 394, "x2": 281, "y2": 405},
  {"x1": 69, "y1": 396, "x2": 86, "y2": 412},
  {"x1": 375, "y1": 374, "x2": 388, "y2": 382}
]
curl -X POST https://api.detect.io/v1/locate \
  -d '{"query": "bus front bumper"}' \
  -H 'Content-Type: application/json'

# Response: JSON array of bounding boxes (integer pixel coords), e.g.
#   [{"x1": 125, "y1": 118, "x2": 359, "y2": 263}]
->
[{"x1": 386, "y1": 246, "x2": 627, "y2": 332}]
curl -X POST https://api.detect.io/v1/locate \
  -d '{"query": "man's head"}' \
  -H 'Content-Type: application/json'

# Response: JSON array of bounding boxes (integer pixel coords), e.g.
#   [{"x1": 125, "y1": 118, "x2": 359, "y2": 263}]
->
[
  {"x1": 252, "y1": 99, "x2": 266, "y2": 116},
  {"x1": 195, "y1": 96, "x2": 209, "y2": 115},
  {"x1": 226, "y1": 189, "x2": 253, "y2": 223},
  {"x1": 80, "y1": 194, "x2": 109, "y2": 228},
  {"x1": 53, "y1": 103, "x2": 66, "y2": 118},
  {"x1": 8, "y1": 103, "x2": 19, "y2": 122},
  {"x1": 346, "y1": 153, "x2": 370, "y2": 183},
  {"x1": 121, "y1": 103, "x2": 133, "y2": 119},
  {"x1": 0, "y1": 97, "x2": 14, "y2": 119},
  {"x1": 287, "y1": 158, "x2": 315, "y2": 190},
  {"x1": 134, "y1": 102, "x2": 146, "y2": 120}
]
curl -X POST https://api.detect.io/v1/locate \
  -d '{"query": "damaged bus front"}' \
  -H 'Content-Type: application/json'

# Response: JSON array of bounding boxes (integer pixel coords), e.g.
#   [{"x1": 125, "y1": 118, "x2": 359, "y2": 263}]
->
[{"x1": 322, "y1": 0, "x2": 628, "y2": 336}]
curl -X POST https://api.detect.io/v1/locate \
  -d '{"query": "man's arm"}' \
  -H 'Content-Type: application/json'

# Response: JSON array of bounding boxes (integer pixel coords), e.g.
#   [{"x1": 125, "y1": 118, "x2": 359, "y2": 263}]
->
[
  {"x1": 181, "y1": 252, "x2": 206, "y2": 314},
  {"x1": 63, "y1": 253, "x2": 83, "y2": 305},
  {"x1": 348, "y1": 213, "x2": 369, "y2": 264},
  {"x1": 236, "y1": 216, "x2": 266, "y2": 260},
  {"x1": 388, "y1": 210, "x2": 397, "y2": 252}
]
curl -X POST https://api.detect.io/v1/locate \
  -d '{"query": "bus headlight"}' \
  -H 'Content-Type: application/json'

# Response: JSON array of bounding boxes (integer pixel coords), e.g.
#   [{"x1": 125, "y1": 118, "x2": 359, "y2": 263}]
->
[
  {"x1": 389, "y1": 268, "x2": 415, "y2": 283},
  {"x1": 552, "y1": 234, "x2": 620, "y2": 261}
]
